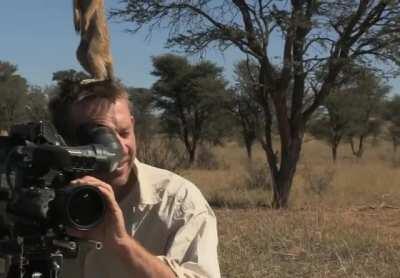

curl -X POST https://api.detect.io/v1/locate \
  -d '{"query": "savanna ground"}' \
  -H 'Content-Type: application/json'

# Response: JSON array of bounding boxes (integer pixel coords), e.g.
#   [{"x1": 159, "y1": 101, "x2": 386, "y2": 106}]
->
[{"x1": 178, "y1": 138, "x2": 400, "y2": 277}]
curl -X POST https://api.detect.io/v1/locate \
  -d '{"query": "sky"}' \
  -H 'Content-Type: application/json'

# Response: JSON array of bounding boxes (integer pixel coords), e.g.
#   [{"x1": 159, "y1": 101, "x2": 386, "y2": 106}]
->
[
  {"x1": 0, "y1": 0, "x2": 244, "y2": 89},
  {"x1": 1, "y1": 1, "x2": 399, "y2": 92}
]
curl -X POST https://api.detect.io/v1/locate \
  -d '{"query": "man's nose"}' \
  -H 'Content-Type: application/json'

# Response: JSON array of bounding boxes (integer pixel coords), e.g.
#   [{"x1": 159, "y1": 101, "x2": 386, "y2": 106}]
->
[{"x1": 118, "y1": 138, "x2": 130, "y2": 155}]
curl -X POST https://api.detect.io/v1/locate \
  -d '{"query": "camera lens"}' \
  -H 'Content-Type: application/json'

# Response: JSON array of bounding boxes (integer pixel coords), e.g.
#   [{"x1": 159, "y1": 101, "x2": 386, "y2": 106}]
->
[{"x1": 54, "y1": 186, "x2": 105, "y2": 230}]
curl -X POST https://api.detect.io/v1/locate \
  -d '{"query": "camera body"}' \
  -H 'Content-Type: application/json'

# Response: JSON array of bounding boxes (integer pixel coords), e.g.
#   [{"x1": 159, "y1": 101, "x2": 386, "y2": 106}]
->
[{"x1": 0, "y1": 121, "x2": 122, "y2": 278}]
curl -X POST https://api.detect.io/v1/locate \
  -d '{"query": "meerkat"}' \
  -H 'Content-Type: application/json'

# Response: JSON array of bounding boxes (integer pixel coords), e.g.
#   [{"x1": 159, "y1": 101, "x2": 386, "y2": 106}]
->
[{"x1": 73, "y1": 0, "x2": 114, "y2": 81}]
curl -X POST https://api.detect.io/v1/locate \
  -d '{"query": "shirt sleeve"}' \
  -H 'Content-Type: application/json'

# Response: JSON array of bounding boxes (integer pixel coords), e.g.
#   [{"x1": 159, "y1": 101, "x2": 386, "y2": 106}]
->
[{"x1": 159, "y1": 209, "x2": 221, "y2": 278}]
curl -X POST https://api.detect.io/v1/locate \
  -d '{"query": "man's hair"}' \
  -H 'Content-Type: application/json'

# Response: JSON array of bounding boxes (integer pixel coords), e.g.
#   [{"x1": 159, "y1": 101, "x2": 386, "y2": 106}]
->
[{"x1": 49, "y1": 79, "x2": 131, "y2": 143}]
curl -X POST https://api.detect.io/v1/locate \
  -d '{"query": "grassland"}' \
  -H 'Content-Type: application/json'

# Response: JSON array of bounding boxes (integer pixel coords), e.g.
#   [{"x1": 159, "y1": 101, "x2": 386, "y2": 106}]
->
[{"x1": 179, "y1": 138, "x2": 400, "y2": 277}]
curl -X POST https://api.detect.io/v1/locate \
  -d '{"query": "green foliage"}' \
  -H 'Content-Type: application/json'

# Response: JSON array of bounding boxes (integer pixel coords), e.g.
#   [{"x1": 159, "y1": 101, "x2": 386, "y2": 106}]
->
[
  {"x1": 104, "y1": 1, "x2": 400, "y2": 206},
  {"x1": 309, "y1": 68, "x2": 389, "y2": 159},
  {"x1": 383, "y1": 95, "x2": 400, "y2": 152},
  {"x1": 151, "y1": 54, "x2": 230, "y2": 164},
  {"x1": 0, "y1": 61, "x2": 28, "y2": 131},
  {"x1": 228, "y1": 60, "x2": 264, "y2": 159},
  {"x1": 345, "y1": 70, "x2": 390, "y2": 157},
  {"x1": 23, "y1": 85, "x2": 52, "y2": 122},
  {"x1": 127, "y1": 87, "x2": 156, "y2": 134},
  {"x1": 52, "y1": 69, "x2": 89, "y2": 84},
  {"x1": 309, "y1": 89, "x2": 353, "y2": 140},
  {"x1": 0, "y1": 61, "x2": 51, "y2": 132},
  {"x1": 127, "y1": 87, "x2": 161, "y2": 160}
]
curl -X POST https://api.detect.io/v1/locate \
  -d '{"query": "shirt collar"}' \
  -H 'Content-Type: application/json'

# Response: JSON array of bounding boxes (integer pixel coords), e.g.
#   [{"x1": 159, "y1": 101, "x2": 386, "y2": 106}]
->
[{"x1": 131, "y1": 158, "x2": 162, "y2": 208}]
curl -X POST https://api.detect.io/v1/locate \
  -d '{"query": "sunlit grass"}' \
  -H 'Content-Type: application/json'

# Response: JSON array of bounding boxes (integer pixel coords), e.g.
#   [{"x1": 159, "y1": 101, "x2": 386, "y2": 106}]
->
[{"x1": 176, "y1": 138, "x2": 400, "y2": 277}]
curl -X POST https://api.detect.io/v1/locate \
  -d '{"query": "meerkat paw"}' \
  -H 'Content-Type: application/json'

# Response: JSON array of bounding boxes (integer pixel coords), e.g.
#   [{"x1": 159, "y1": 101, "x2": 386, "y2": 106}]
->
[{"x1": 80, "y1": 78, "x2": 104, "y2": 85}]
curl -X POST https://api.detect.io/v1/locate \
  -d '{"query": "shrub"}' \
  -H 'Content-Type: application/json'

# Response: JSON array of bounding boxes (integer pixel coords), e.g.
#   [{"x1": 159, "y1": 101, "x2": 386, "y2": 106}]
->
[
  {"x1": 302, "y1": 162, "x2": 335, "y2": 196},
  {"x1": 243, "y1": 162, "x2": 272, "y2": 190},
  {"x1": 136, "y1": 137, "x2": 187, "y2": 171},
  {"x1": 195, "y1": 145, "x2": 220, "y2": 170}
]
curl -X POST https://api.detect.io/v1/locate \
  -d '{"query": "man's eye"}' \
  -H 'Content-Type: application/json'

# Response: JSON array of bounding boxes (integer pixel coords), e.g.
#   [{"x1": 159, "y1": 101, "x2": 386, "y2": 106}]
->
[{"x1": 119, "y1": 130, "x2": 130, "y2": 137}]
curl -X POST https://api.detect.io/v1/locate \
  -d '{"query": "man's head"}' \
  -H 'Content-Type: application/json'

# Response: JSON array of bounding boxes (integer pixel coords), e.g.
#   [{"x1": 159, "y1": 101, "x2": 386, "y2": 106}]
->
[{"x1": 49, "y1": 80, "x2": 136, "y2": 194}]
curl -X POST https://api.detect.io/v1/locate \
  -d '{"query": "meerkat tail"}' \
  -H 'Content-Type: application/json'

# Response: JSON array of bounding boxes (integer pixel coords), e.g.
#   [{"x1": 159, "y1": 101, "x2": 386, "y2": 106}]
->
[
  {"x1": 73, "y1": 0, "x2": 81, "y2": 33},
  {"x1": 74, "y1": 0, "x2": 115, "y2": 81}
]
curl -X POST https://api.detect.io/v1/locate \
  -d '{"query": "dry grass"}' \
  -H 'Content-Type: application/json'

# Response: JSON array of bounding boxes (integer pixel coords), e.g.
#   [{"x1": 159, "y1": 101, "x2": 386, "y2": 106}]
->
[
  {"x1": 176, "y1": 138, "x2": 400, "y2": 277},
  {"x1": 216, "y1": 208, "x2": 400, "y2": 277}
]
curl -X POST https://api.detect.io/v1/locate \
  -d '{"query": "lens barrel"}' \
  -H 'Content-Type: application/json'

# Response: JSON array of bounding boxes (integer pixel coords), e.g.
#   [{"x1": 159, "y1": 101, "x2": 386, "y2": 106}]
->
[{"x1": 54, "y1": 186, "x2": 105, "y2": 230}]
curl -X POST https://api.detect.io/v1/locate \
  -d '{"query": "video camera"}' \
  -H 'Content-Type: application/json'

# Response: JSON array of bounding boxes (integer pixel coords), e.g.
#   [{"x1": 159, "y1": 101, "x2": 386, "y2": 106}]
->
[{"x1": 0, "y1": 121, "x2": 123, "y2": 278}]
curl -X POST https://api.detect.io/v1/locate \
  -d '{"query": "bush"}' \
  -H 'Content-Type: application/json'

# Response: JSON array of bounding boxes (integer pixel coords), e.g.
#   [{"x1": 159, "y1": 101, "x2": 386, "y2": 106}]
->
[
  {"x1": 302, "y1": 162, "x2": 335, "y2": 196},
  {"x1": 243, "y1": 162, "x2": 272, "y2": 190},
  {"x1": 136, "y1": 137, "x2": 187, "y2": 171},
  {"x1": 195, "y1": 145, "x2": 220, "y2": 170}
]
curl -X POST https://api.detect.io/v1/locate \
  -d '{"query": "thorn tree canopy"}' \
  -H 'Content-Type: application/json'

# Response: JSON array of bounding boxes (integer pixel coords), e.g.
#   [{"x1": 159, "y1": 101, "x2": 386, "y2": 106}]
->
[{"x1": 111, "y1": 0, "x2": 400, "y2": 208}]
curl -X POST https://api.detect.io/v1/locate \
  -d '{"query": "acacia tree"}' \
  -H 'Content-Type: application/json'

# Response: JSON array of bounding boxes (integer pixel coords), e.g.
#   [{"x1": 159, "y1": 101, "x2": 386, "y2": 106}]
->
[
  {"x1": 0, "y1": 61, "x2": 28, "y2": 131},
  {"x1": 112, "y1": 1, "x2": 400, "y2": 208},
  {"x1": 24, "y1": 85, "x2": 51, "y2": 122},
  {"x1": 52, "y1": 69, "x2": 90, "y2": 88},
  {"x1": 308, "y1": 89, "x2": 355, "y2": 161},
  {"x1": 228, "y1": 60, "x2": 264, "y2": 160},
  {"x1": 384, "y1": 95, "x2": 400, "y2": 153},
  {"x1": 151, "y1": 54, "x2": 228, "y2": 165},
  {"x1": 345, "y1": 70, "x2": 389, "y2": 158},
  {"x1": 308, "y1": 68, "x2": 388, "y2": 160},
  {"x1": 127, "y1": 87, "x2": 159, "y2": 158}
]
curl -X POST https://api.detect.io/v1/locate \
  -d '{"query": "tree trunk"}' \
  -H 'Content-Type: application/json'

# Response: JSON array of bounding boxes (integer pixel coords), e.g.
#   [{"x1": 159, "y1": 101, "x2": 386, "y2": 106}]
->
[
  {"x1": 183, "y1": 136, "x2": 197, "y2": 166},
  {"x1": 331, "y1": 143, "x2": 338, "y2": 162},
  {"x1": 356, "y1": 135, "x2": 365, "y2": 158},
  {"x1": 350, "y1": 136, "x2": 365, "y2": 158},
  {"x1": 269, "y1": 137, "x2": 303, "y2": 209},
  {"x1": 188, "y1": 147, "x2": 196, "y2": 165},
  {"x1": 350, "y1": 138, "x2": 356, "y2": 155},
  {"x1": 244, "y1": 135, "x2": 253, "y2": 160}
]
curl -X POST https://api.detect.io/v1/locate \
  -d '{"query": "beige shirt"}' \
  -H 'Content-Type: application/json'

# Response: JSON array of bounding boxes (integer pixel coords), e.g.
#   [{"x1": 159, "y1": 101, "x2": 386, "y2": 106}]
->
[{"x1": 63, "y1": 160, "x2": 221, "y2": 278}]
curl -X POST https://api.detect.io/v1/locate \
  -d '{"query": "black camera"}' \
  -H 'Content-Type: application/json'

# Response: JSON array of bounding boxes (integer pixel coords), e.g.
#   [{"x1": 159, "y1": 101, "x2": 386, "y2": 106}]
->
[{"x1": 0, "y1": 121, "x2": 122, "y2": 278}]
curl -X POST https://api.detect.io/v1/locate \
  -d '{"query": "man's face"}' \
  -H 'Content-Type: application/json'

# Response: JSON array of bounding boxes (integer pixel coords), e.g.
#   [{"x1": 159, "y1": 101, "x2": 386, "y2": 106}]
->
[{"x1": 70, "y1": 97, "x2": 136, "y2": 193}]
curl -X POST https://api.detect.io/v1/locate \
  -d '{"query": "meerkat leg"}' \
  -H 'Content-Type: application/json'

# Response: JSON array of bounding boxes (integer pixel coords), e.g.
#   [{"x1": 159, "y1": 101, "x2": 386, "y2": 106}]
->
[
  {"x1": 87, "y1": 44, "x2": 108, "y2": 80},
  {"x1": 105, "y1": 61, "x2": 114, "y2": 81},
  {"x1": 82, "y1": 0, "x2": 100, "y2": 32},
  {"x1": 76, "y1": 41, "x2": 92, "y2": 75}
]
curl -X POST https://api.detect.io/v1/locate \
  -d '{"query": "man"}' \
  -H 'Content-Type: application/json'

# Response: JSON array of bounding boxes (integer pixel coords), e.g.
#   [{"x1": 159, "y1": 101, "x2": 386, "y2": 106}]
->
[{"x1": 49, "y1": 80, "x2": 221, "y2": 278}]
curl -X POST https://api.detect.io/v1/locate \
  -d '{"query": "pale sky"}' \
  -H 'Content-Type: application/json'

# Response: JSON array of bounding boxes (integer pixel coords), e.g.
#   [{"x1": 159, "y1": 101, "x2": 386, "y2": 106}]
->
[
  {"x1": 0, "y1": 0, "x2": 243, "y2": 88},
  {"x1": 1, "y1": 1, "x2": 399, "y2": 92}
]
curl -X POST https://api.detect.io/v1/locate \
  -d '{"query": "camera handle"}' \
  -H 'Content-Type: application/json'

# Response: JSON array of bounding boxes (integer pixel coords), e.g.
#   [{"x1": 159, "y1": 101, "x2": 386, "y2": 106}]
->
[
  {"x1": 7, "y1": 250, "x2": 63, "y2": 278},
  {"x1": 6, "y1": 250, "x2": 63, "y2": 278},
  {"x1": 27, "y1": 252, "x2": 63, "y2": 278},
  {"x1": 4, "y1": 238, "x2": 80, "y2": 278}
]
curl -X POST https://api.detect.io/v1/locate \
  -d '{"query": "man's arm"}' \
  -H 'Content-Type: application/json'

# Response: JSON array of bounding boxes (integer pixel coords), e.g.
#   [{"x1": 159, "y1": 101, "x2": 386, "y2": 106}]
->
[
  {"x1": 161, "y1": 205, "x2": 220, "y2": 278},
  {"x1": 68, "y1": 176, "x2": 175, "y2": 278},
  {"x1": 113, "y1": 235, "x2": 176, "y2": 278}
]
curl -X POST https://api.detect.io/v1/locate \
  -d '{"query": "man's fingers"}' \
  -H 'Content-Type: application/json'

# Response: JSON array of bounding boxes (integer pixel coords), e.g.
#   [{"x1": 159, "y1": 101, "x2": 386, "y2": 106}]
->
[
  {"x1": 71, "y1": 176, "x2": 113, "y2": 196},
  {"x1": 66, "y1": 227, "x2": 88, "y2": 239},
  {"x1": 70, "y1": 176, "x2": 120, "y2": 212}
]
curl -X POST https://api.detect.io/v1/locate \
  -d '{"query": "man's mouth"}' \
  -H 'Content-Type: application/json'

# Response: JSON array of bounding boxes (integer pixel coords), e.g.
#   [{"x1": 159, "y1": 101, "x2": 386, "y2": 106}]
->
[{"x1": 116, "y1": 160, "x2": 129, "y2": 171}]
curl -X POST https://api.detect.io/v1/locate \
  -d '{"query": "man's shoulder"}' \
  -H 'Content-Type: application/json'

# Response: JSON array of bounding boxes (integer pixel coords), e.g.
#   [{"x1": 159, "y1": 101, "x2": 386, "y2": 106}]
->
[{"x1": 136, "y1": 161, "x2": 212, "y2": 216}]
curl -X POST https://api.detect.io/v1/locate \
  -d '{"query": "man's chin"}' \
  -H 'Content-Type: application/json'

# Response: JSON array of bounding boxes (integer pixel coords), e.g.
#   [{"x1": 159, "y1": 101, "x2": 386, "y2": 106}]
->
[{"x1": 96, "y1": 166, "x2": 130, "y2": 187}]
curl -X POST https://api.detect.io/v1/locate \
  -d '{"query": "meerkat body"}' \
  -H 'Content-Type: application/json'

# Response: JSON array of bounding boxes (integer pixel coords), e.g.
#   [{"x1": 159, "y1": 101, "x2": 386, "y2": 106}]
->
[{"x1": 73, "y1": 0, "x2": 114, "y2": 80}]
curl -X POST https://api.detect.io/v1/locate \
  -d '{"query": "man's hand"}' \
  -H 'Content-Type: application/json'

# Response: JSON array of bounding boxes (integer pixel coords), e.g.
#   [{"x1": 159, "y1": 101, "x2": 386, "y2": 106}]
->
[
  {"x1": 66, "y1": 176, "x2": 176, "y2": 278},
  {"x1": 67, "y1": 175, "x2": 129, "y2": 250}
]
